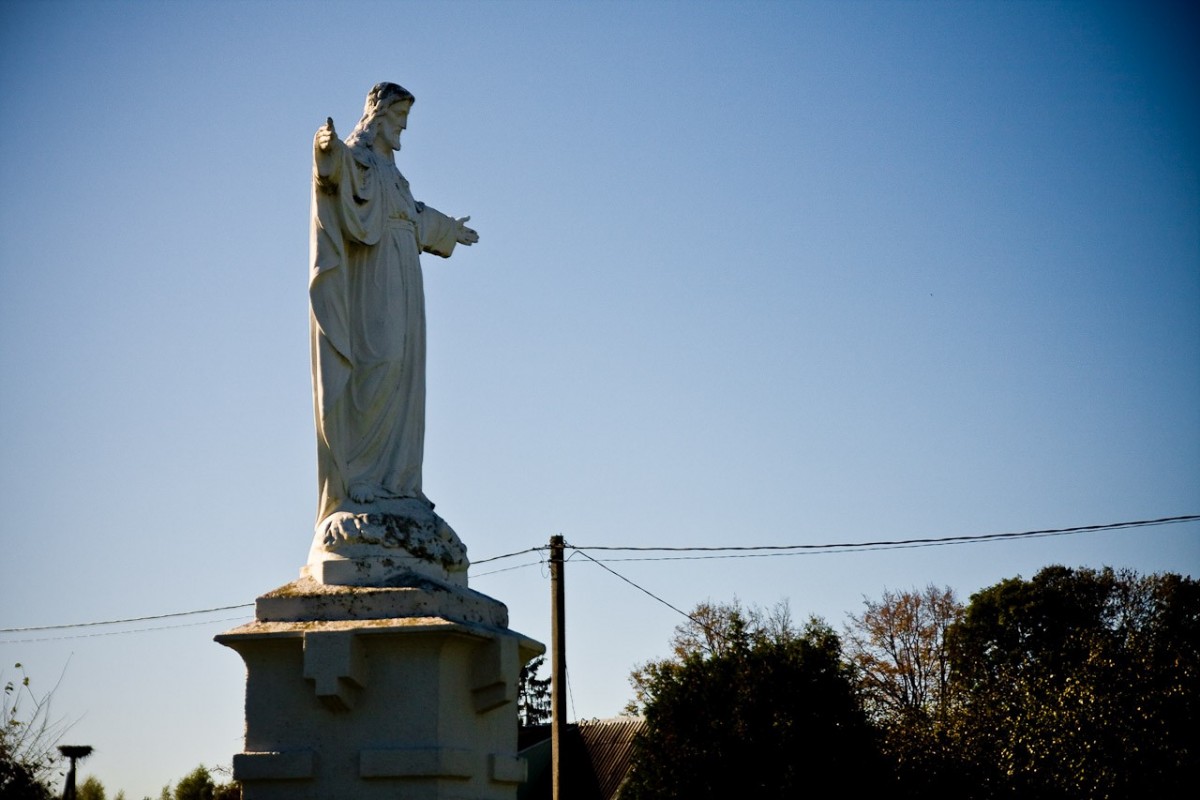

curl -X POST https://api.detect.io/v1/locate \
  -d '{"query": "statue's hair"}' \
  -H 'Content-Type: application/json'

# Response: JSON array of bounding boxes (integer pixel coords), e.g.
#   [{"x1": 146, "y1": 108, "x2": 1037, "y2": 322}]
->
[{"x1": 347, "y1": 82, "x2": 415, "y2": 148}]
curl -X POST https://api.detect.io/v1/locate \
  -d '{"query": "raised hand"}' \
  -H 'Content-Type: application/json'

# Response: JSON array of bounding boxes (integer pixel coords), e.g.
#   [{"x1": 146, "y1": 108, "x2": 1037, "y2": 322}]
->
[{"x1": 315, "y1": 117, "x2": 338, "y2": 153}]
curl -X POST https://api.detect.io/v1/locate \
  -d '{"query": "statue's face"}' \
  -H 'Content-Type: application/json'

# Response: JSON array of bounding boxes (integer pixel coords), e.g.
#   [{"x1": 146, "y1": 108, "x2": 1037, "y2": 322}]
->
[{"x1": 376, "y1": 101, "x2": 411, "y2": 151}]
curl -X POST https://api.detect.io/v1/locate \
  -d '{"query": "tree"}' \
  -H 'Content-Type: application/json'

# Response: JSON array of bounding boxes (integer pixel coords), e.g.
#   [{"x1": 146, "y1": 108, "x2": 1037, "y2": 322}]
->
[
  {"x1": 844, "y1": 585, "x2": 966, "y2": 796},
  {"x1": 624, "y1": 599, "x2": 794, "y2": 715},
  {"x1": 0, "y1": 743, "x2": 52, "y2": 800},
  {"x1": 174, "y1": 765, "x2": 213, "y2": 800},
  {"x1": 845, "y1": 584, "x2": 962, "y2": 722},
  {"x1": 622, "y1": 600, "x2": 885, "y2": 799},
  {"x1": 948, "y1": 566, "x2": 1199, "y2": 799},
  {"x1": 1, "y1": 663, "x2": 69, "y2": 800},
  {"x1": 77, "y1": 775, "x2": 107, "y2": 800},
  {"x1": 516, "y1": 655, "x2": 551, "y2": 727},
  {"x1": 168, "y1": 764, "x2": 239, "y2": 800}
]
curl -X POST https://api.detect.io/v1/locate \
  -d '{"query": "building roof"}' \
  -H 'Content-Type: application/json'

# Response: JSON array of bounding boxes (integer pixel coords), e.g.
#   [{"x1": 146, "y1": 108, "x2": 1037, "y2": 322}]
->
[{"x1": 518, "y1": 717, "x2": 645, "y2": 800}]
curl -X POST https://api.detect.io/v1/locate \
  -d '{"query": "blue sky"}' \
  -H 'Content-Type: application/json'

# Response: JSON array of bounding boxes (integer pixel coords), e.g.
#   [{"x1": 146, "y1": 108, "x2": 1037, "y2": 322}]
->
[{"x1": 1, "y1": 1, "x2": 1196, "y2": 796}]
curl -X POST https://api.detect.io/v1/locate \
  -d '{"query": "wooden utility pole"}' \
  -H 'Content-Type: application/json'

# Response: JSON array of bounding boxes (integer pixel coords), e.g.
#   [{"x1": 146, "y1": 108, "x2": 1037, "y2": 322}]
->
[{"x1": 549, "y1": 534, "x2": 567, "y2": 800}]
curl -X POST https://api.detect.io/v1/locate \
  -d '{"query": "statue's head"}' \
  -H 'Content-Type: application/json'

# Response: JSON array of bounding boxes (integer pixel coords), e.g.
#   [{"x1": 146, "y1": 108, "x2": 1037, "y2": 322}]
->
[{"x1": 348, "y1": 82, "x2": 416, "y2": 148}]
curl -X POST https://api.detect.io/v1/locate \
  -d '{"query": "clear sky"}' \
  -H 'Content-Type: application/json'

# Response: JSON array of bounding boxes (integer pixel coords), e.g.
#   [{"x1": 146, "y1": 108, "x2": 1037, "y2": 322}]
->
[{"x1": 1, "y1": 1, "x2": 1197, "y2": 797}]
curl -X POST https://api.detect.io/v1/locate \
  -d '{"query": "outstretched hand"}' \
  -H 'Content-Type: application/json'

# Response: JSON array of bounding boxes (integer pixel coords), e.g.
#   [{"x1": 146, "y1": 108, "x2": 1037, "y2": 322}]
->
[{"x1": 454, "y1": 216, "x2": 479, "y2": 246}]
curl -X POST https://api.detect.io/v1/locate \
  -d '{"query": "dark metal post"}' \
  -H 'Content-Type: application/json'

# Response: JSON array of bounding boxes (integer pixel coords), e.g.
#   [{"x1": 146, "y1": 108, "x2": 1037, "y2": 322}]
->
[{"x1": 549, "y1": 534, "x2": 567, "y2": 800}]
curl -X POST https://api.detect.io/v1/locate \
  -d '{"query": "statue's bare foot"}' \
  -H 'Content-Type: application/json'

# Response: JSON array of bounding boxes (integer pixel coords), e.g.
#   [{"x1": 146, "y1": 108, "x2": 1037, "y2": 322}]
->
[{"x1": 349, "y1": 483, "x2": 376, "y2": 503}]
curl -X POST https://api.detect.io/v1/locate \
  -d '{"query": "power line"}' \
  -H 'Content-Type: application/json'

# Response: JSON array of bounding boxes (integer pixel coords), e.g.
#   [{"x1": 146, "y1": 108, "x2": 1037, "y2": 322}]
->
[
  {"x1": 572, "y1": 549, "x2": 695, "y2": 623},
  {"x1": 472, "y1": 546, "x2": 547, "y2": 566},
  {"x1": 0, "y1": 603, "x2": 254, "y2": 634},
  {"x1": 472, "y1": 559, "x2": 545, "y2": 578},
  {"x1": 0, "y1": 615, "x2": 251, "y2": 645},
  {"x1": 4, "y1": 515, "x2": 1192, "y2": 637},
  {"x1": 571, "y1": 531, "x2": 1146, "y2": 562},
  {"x1": 569, "y1": 515, "x2": 1199, "y2": 554},
  {"x1": 572, "y1": 547, "x2": 735, "y2": 654},
  {"x1": 563, "y1": 516, "x2": 1200, "y2": 655}
]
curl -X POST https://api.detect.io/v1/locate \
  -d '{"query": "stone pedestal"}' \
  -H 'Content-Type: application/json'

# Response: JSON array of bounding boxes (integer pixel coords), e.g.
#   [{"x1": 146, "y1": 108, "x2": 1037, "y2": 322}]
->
[{"x1": 217, "y1": 575, "x2": 543, "y2": 799}]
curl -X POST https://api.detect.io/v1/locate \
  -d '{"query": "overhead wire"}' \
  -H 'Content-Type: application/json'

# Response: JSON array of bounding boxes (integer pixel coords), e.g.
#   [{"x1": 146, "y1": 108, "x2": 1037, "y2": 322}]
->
[
  {"x1": 471, "y1": 559, "x2": 545, "y2": 578},
  {"x1": 573, "y1": 533, "x2": 1149, "y2": 562},
  {"x1": 571, "y1": 546, "x2": 734, "y2": 656},
  {"x1": 568, "y1": 515, "x2": 1199, "y2": 554},
  {"x1": 561, "y1": 515, "x2": 1200, "y2": 654},
  {"x1": 0, "y1": 615, "x2": 251, "y2": 645},
  {"x1": 572, "y1": 549, "x2": 696, "y2": 624},
  {"x1": 472, "y1": 546, "x2": 546, "y2": 566},
  {"x1": 0, "y1": 603, "x2": 254, "y2": 634},
  {"x1": 3, "y1": 514, "x2": 1193, "y2": 638}
]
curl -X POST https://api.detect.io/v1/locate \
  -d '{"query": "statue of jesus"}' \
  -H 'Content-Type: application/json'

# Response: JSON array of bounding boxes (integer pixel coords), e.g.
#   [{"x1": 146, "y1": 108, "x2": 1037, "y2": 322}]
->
[{"x1": 307, "y1": 83, "x2": 477, "y2": 579}]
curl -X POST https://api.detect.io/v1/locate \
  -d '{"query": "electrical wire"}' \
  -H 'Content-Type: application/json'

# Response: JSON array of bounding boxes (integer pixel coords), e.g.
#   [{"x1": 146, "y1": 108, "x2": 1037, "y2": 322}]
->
[
  {"x1": 472, "y1": 545, "x2": 547, "y2": 566},
  {"x1": 0, "y1": 615, "x2": 251, "y2": 645},
  {"x1": 3, "y1": 515, "x2": 1192, "y2": 638},
  {"x1": 471, "y1": 559, "x2": 545, "y2": 578},
  {"x1": 567, "y1": 661, "x2": 577, "y2": 724},
  {"x1": 572, "y1": 549, "x2": 696, "y2": 623},
  {"x1": 569, "y1": 515, "x2": 1199, "y2": 554},
  {"x1": 572, "y1": 532, "x2": 1132, "y2": 562},
  {"x1": 570, "y1": 546, "x2": 736, "y2": 656},
  {"x1": 0, "y1": 604, "x2": 254, "y2": 634}
]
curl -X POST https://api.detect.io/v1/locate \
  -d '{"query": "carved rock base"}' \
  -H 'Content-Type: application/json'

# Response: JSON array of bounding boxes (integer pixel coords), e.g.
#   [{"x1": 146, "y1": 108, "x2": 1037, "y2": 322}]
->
[
  {"x1": 217, "y1": 581, "x2": 543, "y2": 800},
  {"x1": 306, "y1": 497, "x2": 469, "y2": 588}
]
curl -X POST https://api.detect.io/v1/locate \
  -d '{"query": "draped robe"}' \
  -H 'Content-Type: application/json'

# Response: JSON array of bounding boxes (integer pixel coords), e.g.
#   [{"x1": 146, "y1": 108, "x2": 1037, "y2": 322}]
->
[{"x1": 309, "y1": 139, "x2": 460, "y2": 530}]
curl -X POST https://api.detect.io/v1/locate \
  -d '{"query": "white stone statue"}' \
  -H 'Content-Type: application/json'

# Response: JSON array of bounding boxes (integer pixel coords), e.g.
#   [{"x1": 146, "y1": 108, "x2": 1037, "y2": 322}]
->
[{"x1": 306, "y1": 82, "x2": 477, "y2": 585}]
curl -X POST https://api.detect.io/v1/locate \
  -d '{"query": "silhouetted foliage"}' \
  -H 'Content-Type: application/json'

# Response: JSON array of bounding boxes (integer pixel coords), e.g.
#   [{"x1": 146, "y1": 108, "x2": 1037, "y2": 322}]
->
[
  {"x1": 845, "y1": 584, "x2": 962, "y2": 722},
  {"x1": 1, "y1": 663, "x2": 67, "y2": 800},
  {"x1": 624, "y1": 599, "x2": 797, "y2": 716},
  {"x1": 167, "y1": 765, "x2": 239, "y2": 800},
  {"x1": 211, "y1": 781, "x2": 239, "y2": 800},
  {"x1": 623, "y1": 600, "x2": 885, "y2": 799},
  {"x1": 844, "y1": 585, "x2": 968, "y2": 797},
  {"x1": 173, "y1": 766, "x2": 215, "y2": 800},
  {"x1": 77, "y1": 774, "x2": 107, "y2": 800},
  {"x1": 948, "y1": 566, "x2": 1199, "y2": 799},
  {"x1": 517, "y1": 655, "x2": 551, "y2": 727},
  {"x1": 0, "y1": 746, "x2": 53, "y2": 800},
  {"x1": 623, "y1": 571, "x2": 1197, "y2": 800}
]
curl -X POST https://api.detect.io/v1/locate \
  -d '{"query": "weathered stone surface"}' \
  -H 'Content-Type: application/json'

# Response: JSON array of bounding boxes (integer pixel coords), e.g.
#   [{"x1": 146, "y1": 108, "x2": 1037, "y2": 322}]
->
[
  {"x1": 308, "y1": 82, "x2": 479, "y2": 583},
  {"x1": 232, "y1": 751, "x2": 314, "y2": 780},
  {"x1": 219, "y1": 543, "x2": 542, "y2": 798},
  {"x1": 216, "y1": 83, "x2": 542, "y2": 800},
  {"x1": 256, "y1": 575, "x2": 508, "y2": 628},
  {"x1": 217, "y1": 614, "x2": 544, "y2": 799},
  {"x1": 304, "y1": 497, "x2": 470, "y2": 587}
]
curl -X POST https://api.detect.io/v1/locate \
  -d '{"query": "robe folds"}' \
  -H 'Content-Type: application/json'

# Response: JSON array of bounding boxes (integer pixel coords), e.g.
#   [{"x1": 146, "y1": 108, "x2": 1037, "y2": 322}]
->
[{"x1": 309, "y1": 140, "x2": 460, "y2": 529}]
